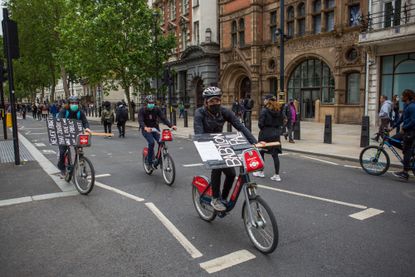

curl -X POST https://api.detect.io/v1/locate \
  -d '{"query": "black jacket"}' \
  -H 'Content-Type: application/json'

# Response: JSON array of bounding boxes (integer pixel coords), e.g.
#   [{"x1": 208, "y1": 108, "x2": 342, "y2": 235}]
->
[
  {"x1": 258, "y1": 107, "x2": 285, "y2": 142},
  {"x1": 116, "y1": 105, "x2": 129, "y2": 122},
  {"x1": 282, "y1": 104, "x2": 292, "y2": 122},
  {"x1": 57, "y1": 109, "x2": 90, "y2": 129},
  {"x1": 194, "y1": 106, "x2": 257, "y2": 144},
  {"x1": 138, "y1": 106, "x2": 172, "y2": 130}
]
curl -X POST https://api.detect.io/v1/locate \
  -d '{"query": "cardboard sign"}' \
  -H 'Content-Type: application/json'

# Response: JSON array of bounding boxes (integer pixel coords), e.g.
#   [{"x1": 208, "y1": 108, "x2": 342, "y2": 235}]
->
[
  {"x1": 193, "y1": 132, "x2": 252, "y2": 169},
  {"x1": 46, "y1": 118, "x2": 84, "y2": 146}
]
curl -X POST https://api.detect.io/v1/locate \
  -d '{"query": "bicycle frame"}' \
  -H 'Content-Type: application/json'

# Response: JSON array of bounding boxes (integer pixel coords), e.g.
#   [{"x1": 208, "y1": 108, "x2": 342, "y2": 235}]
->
[
  {"x1": 65, "y1": 145, "x2": 85, "y2": 179},
  {"x1": 381, "y1": 135, "x2": 404, "y2": 164}
]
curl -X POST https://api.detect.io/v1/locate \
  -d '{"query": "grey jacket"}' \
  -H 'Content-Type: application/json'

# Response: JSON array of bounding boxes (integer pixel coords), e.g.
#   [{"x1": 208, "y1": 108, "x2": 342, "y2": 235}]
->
[{"x1": 379, "y1": 100, "x2": 392, "y2": 119}]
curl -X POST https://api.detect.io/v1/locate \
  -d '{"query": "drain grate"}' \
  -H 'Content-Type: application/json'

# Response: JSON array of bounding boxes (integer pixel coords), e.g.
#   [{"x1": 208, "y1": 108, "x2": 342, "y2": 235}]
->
[{"x1": 0, "y1": 141, "x2": 34, "y2": 163}]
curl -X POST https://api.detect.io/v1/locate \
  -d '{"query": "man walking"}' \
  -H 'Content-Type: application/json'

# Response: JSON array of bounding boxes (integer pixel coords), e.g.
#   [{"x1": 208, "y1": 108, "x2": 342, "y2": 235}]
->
[
  {"x1": 115, "y1": 101, "x2": 128, "y2": 138},
  {"x1": 283, "y1": 99, "x2": 297, "y2": 143},
  {"x1": 242, "y1": 94, "x2": 254, "y2": 130},
  {"x1": 373, "y1": 95, "x2": 393, "y2": 141}
]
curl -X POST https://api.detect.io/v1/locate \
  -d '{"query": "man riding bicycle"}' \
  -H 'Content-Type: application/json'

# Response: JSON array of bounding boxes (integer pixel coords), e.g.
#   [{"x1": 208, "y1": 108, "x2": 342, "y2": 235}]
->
[
  {"x1": 138, "y1": 95, "x2": 177, "y2": 166},
  {"x1": 57, "y1": 96, "x2": 91, "y2": 177},
  {"x1": 194, "y1": 86, "x2": 260, "y2": 212}
]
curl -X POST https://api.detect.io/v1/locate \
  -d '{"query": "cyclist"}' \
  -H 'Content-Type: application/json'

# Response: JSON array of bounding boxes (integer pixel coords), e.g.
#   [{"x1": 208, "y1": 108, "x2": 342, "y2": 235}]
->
[
  {"x1": 138, "y1": 95, "x2": 177, "y2": 166},
  {"x1": 57, "y1": 96, "x2": 91, "y2": 177},
  {"x1": 194, "y1": 86, "x2": 260, "y2": 212},
  {"x1": 392, "y1": 89, "x2": 415, "y2": 180}
]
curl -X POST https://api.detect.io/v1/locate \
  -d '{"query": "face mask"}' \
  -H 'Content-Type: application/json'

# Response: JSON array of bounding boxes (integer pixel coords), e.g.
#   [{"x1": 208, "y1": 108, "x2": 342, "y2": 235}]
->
[
  {"x1": 70, "y1": 104, "x2": 78, "y2": 112},
  {"x1": 208, "y1": 104, "x2": 221, "y2": 114},
  {"x1": 147, "y1": 103, "x2": 155, "y2": 109}
]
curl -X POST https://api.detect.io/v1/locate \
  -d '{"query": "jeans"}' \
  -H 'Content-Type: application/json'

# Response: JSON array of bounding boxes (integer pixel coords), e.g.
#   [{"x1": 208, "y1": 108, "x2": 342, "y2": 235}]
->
[
  {"x1": 142, "y1": 130, "x2": 160, "y2": 163},
  {"x1": 57, "y1": 145, "x2": 69, "y2": 171},
  {"x1": 117, "y1": 121, "x2": 126, "y2": 136},
  {"x1": 104, "y1": 122, "x2": 112, "y2": 133},
  {"x1": 376, "y1": 118, "x2": 390, "y2": 139},
  {"x1": 210, "y1": 167, "x2": 236, "y2": 200}
]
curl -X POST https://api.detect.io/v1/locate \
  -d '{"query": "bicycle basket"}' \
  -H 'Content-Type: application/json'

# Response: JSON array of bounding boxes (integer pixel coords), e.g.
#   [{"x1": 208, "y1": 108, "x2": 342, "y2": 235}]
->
[
  {"x1": 242, "y1": 149, "x2": 264, "y2": 173},
  {"x1": 161, "y1": 129, "x2": 173, "y2": 141},
  {"x1": 76, "y1": 134, "x2": 91, "y2": 147}
]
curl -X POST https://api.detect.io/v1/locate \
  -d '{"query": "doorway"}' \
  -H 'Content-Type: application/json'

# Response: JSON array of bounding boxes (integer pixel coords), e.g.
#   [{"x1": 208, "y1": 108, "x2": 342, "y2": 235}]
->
[{"x1": 300, "y1": 89, "x2": 319, "y2": 120}]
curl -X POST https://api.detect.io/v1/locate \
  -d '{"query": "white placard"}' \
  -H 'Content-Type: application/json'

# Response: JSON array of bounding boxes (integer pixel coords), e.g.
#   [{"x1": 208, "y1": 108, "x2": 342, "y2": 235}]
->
[{"x1": 194, "y1": 141, "x2": 223, "y2": 162}]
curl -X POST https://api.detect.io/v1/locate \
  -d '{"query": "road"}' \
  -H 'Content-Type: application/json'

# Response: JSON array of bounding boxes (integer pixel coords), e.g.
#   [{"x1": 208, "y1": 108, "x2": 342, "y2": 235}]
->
[{"x1": 1, "y1": 117, "x2": 414, "y2": 277}]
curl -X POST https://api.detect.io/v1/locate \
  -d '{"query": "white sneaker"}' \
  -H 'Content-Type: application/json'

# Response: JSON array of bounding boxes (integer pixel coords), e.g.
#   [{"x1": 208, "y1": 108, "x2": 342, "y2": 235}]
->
[
  {"x1": 253, "y1": 171, "x2": 265, "y2": 178},
  {"x1": 270, "y1": 174, "x2": 281, "y2": 182}
]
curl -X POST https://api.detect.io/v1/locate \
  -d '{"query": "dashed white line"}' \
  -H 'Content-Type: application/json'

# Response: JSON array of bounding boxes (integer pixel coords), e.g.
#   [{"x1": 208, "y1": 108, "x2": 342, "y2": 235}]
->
[
  {"x1": 344, "y1": 165, "x2": 362, "y2": 169},
  {"x1": 0, "y1": 191, "x2": 78, "y2": 208},
  {"x1": 199, "y1": 250, "x2": 256, "y2": 274},
  {"x1": 349, "y1": 208, "x2": 384, "y2": 220},
  {"x1": 94, "y1": 174, "x2": 111, "y2": 178},
  {"x1": 301, "y1": 155, "x2": 339, "y2": 165},
  {"x1": 145, "y1": 202, "x2": 203, "y2": 259},
  {"x1": 29, "y1": 132, "x2": 47, "y2": 135},
  {"x1": 95, "y1": 181, "x2": 144, "y2": 202},
  {"x1": 182, "y1": 163, "x2": 204, "y2": 167},
  {"x1": 34, "y1": 143, "x2": 46, "y2": 147},
  {"x1": 42, "y1": 149, "x2": 56, "y2": 154}
]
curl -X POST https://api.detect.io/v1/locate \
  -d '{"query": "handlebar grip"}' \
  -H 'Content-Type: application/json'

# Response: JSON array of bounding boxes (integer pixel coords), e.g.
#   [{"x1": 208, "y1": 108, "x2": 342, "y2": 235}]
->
[
  {"x1": 254, "y1": 141, "x2": 281, "y2": 148},
  {"x1": 89, "y1": 132, "x2": 114, "y2": 137}
]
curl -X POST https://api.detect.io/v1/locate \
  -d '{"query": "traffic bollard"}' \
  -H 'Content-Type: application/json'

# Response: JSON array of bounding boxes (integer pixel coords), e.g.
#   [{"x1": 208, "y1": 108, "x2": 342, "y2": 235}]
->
[
  {"x1": 184, "y1": 110, "x2": 188, "y2": 127},
  {"x1": 294, "y1": 119, "x2": 301, "y2": 140},
  {"x1": 172, "y1": 110, "x2": 177, "y2": 126},
  {"x1": 360, "y1": 116, "x2": 370, "y2": 147},
  {"x1": 324, "y1": 115, "x2": 332, "y2": 144}
]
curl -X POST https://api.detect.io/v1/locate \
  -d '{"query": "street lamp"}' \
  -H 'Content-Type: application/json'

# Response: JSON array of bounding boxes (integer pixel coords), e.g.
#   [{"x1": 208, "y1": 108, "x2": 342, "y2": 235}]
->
[
  {"x1": 153, "y1": 11, "x2": 160, "y2": 101},
  {"x1": 276, "y1": 0, "x2": 286, "y2": 102}
]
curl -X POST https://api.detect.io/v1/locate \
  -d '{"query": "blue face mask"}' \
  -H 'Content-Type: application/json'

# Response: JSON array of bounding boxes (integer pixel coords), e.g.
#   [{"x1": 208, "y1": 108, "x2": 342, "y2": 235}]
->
[
  {"x1": 70, "y1": 104, "x2": 79, "y2": 112},
  {"x1": 147, "y1": 103, "x2": 155, "y2": 109}
]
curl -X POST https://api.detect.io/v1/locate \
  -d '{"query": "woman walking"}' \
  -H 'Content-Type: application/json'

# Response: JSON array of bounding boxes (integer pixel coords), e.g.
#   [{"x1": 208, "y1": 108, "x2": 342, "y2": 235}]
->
[
  {"x1": 101, "y1": 102, "x2": 114, "y2": 138},
  {"x1": 253, "y1": 94, "x2": 285, "y2": 181}
]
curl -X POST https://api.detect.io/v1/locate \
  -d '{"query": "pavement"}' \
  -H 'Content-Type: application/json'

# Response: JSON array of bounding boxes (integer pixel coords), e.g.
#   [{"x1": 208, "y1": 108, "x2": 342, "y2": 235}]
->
[{"x1": 87, "y1": 114, "x2": 401, "y2": 165}]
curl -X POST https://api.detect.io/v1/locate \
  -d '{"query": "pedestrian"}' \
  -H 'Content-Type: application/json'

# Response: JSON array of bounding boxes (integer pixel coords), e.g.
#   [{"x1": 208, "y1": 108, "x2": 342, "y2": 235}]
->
[
  {"x1": 37, "y1": 104, "x2": 43, "y2": 120},
  {"x1": 242, "y1": 94, "x2": 254, "y2": 130},
  {"x1": 115, "y1": 101, "x2": 128, "y2": 138},
  {"x1": 283, "y1": 99, "x2": 297, "y2": 143},
  {"x1": 22, "y1": 104, "x2": 27, "y2": 119},
  {"x1": 131, "y1": 100, "x2": 136, "y2": 120},
  {"x1": 101, "y1": 102, "x2": 114, "y2": 138},
  {"x1": 373, "y1": 95, "x2": 393, "y2": 141},
  {"x1": 50, "y1": 102, "x2": 59, "y2": 118},
  {"x1": 232, "y1": 98, "x2": 242, "y2": 119},
  {"x1": 178, "y1": 102, "x2": 185, "y2": 118},
  {"x1": 42, "y1": 102, "x2": 49, "y2": 120},
  {"x1": 392, "y1": 94, "x2": 400, "y2": 133},
  {"x1": 32, "y1": 103, "x2": 37, "y2": 119},
  {"x1": 253, "y1": 95, "x2": 285, "y2": 182}
]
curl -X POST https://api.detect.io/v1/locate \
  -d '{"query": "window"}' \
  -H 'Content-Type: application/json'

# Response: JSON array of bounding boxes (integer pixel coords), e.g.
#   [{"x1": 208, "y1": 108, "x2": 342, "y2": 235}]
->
[
  {"x1": 194, "y1": 21, "x2": 200, "y2": 45},
  {"x1": 170, "y1": 0, "x2": 176, "y2": 20},
  {"x1": 349, "y1": 4, "x2": 361, "y2": 27},
  {"x1": 182, "y1": 28, "x2": 187, "y2": 50},
  {"x1": 231, "y1": 20, "x2": 237, "y2": 47},
  {"x1": 297, "y1": 3, "x2": 306, "y2": 36},
  {"x1": 347, "y1": 73, "x2": 360, "y2": 104},
  {"x1": 269, "y1": 78, "x2": 278, "y2": 95},
  {"x1": 270, "y1": 11, "x2": 277, "y2": 43},
  {"x1": 325, "y1": 0, "x2": 335, "y2": 32},
  {"x1": 287, "y1": 6, "x2": 294, "y2": 38},
  {"x1": 182, "y1": 0, "x2": 189, "y2": 14},
  {"x1": 193, "y1": 0, "x2": 199, "y2": 8},
  {"x1": 384, "y1": 0, "x2": 402, "y2": 27},
  {"x1": 239, "y1": 18, "x2": 245, "y2": 47},
  {"x1": 313, "y1": 0, "x2": 322, "y2": 34}
]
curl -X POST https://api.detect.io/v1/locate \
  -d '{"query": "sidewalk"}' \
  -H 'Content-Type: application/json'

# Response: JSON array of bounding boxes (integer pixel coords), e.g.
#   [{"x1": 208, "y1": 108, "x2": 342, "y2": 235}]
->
[{"x1": 87, "y1": 115, "x2": 400, "y2": 165}]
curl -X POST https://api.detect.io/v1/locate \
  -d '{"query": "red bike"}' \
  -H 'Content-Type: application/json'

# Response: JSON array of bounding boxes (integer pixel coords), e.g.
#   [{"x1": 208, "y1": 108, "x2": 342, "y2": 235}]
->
[
  {"x1": 191, "y1": 142, "x2": 279, "y2": 254},
  {"x1": 142, "y1": 128, "x2": 176, "y2": 185}
]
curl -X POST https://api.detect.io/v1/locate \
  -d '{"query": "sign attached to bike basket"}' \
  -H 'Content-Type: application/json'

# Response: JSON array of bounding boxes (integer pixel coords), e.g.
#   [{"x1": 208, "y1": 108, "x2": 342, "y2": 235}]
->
[
  {"x1": 46, "y1": 118, "x2": 84, "y2": 146},
  {"x1": 193, "y1": 132, "x2": 251, "y2": 169}
]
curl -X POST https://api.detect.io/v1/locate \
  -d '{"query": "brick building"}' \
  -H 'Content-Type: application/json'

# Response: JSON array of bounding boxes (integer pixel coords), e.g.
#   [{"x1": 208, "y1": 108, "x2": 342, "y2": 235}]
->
[{"x1": 219, "y1": 0, "x2": 368, "y2": 123}]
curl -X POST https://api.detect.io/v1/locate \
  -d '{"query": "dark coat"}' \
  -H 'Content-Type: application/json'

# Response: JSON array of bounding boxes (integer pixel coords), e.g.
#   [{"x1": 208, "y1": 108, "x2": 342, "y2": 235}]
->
[
  {"x1": 138, "y1": 106, "x2": 172, "y2": 130},
  {"x1": 258, "y1": 107, "x2": 285, "y2": 153}
]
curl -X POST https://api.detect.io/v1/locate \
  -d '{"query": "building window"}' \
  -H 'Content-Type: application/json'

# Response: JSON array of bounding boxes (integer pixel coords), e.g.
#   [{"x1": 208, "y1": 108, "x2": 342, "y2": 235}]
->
[
  {"x1": 347, "y1": 73, "x2": 360, "y2": 104},
  {"x1": 193, "y1": 0, "x2": 199, "y2": 8},
  {"x1": 287, "y1": 6, "x2": 294, "y2": 38},
  {"x1": 269, "y1": 77, "x2": 278, "y2": 95},
  {"x1": 297, "y1": 3, "x2": 306, "y2": 36},
  {"x1": 384, "y1": 0, "x2": 402, "y2": 28},
  {"x1": 349, "y1": 4, "x2": 361, "y2": 27},
  {"x1": 239, "y1": 18, "x2": 245, "y2": 47},
  {"x1": 182, "y1": 0, "x2": 189, "y2": 14},
  {"x1": 313, "y1": 0, "x2": 322, "y2": 34},
  {"x1": 325, "y1": 0, "x2": 335, "y2": 32},
  {"x1": 194, "y1": 21, "x2": 200, "y2": 45},
  {"x1": 182, "y1": 28, "x2": 187, "y2": 50},
  {"x1": 170, "y1": 0, "x2": 176, "y2": 20},
  {"x1": 270, "y1": 11, "x2": 277, "y2": 43},
  {"x1": 231, "y1": 20, "x2": 237, "y2": 47}
]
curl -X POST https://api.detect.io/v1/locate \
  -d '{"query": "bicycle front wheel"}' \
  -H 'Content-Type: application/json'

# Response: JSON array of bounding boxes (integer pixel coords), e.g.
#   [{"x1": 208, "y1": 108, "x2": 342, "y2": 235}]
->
[
  {"x1": 142, "y1": 152, "x2": 153, "y2": 175},
  {"x1": 73, "y1": 156, "x2": 95, "y2": 195},
  {"x1": 161, "y1": 153, "x2": 175, "y2": 185},
  {"x1": 242, "y1": 196, "x2": 278, "y2": 254},
  {"x1": 192, "y1": 185, "x2": 216, "y2": 222},
  {"x1": 359, "y1": 146, "x2": 390, "y2": 176}
]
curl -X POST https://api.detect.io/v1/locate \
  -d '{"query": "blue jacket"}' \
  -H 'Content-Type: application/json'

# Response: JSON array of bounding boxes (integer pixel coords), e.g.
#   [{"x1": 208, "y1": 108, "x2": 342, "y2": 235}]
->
[{"x1": 396, "y1": 101, "x2": 415, "y2": 131}]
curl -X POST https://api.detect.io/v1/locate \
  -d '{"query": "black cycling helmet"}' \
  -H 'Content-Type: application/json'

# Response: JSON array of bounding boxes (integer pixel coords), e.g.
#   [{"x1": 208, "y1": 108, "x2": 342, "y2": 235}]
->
[
  {"x1": 202, "y1": 86, "x2": 222, "y2": 100},
  {"x1": 68, "y1": 95, "x2": 79, "y2": 103},
  {"x1": 145, "y1": 95, "x2": 155, "y2": 103}
]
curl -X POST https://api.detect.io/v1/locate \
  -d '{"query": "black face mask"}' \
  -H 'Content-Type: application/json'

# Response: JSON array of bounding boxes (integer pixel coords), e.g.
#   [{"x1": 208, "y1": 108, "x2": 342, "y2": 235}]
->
[{"x1": 208, "y1": 104, "x2": 221, "y2": 114}]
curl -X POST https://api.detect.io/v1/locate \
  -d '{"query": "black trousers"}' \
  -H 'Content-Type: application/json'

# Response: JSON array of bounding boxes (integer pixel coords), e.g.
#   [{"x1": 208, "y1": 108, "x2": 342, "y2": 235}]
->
[
  {"x1": 260, "y1": 150, "x2": 280, "y2": 175},
  {"x1": 211, "y1": 167, "x2": 236, "y2": 200},
  {"x1": 57, "y1": 145, "x2": 69, "y2": 171},
  {"x1": 117, "y1": 121, "x2": 126, "y2": 136},
  {"x1": 104, "y1": 122, "x2": 112, "y2": 133},
  {"x1": 392, "y1": 131, "x2": 415, "y2": 171}
]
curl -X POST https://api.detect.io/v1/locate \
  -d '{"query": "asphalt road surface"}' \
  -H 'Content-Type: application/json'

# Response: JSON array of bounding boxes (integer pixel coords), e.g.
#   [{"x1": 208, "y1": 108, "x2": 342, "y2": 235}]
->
[{"x1": 1, "y1": 117, "x2": 414, "y2": 277}]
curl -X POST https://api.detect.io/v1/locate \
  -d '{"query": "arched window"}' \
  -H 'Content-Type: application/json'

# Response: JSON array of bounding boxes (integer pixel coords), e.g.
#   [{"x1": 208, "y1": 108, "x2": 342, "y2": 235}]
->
[
  {"x1": 347, "y1": 72, "x2": 360, "y2": 104},
  {"x1": 239, "y1": 18, "x2": 245, "y2": 47},
  {"x1": 297, "y1": 3, "x2": 306, "y2": 36},
  {"x1": 287, "y1": 6, "x2": 294, "y2": 37},
  {"x1": 231, "y1": 20, "x2": 237, "y2": 47},
  {"x1": 313, "y1": 0, "x2": 322, "y2": 34}
]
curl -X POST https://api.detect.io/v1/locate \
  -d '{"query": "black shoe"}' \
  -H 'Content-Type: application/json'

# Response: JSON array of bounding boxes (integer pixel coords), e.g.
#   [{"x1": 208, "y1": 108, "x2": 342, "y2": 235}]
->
[
  {"x1": 284, "y1": 133, "x2": 288, "y2": 140},
  {"x1": 393, "y1": 171, "x2": 409, "y2": 181}
]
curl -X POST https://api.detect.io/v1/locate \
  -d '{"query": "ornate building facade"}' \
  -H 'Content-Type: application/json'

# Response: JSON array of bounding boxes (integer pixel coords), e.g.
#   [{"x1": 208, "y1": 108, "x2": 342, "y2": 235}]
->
[{"x1": 220, "y1": 0, "x2": 368, "y2": 123}]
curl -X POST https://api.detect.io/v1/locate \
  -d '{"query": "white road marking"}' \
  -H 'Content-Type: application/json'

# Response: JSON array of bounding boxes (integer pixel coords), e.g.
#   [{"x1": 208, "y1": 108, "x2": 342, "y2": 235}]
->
[
  {"x1": 34, "y1": 143, "x2": 46, "y2": 147},
  {"x1": 199, "y1": 250, "x2": 256, "y2": 274},
  {"x1": 344, "y1": 165, "x2": 362, "y2": 169},
  {"x1": 349, "y1": 208, "x2": 384, "y2": 220},
  {"x1": 0, "y1": 191, "x2": 78, "y2": 208},
  {"x1": 258, "y1": 184, "x2": 367, "y2": 209},
  {"x1": 93, "y1": 174, "x2": 111, "y2": 178},
  {"x1": 145, "y1": 202, "x2": 203, "y2": 259},
  {"x1": 42, "y1": 149, "x2": 57, "y2": 154},
  {"x1": 25, "y1": 131, "x2": 31, "y2": 135},
  {"x1": 182, "y1": 163, "x2": 204, "y2": 167},
  {"x1": 301, "y1": 155, "x2": 339, "y2": 165},
  {"x1": 22, "y1": 127, "x2": 45, "y2": 130},
  {"x1": 29, "y1": 132, "x2": 47, "y2": 135},
  {"x1": 95, "y1": 181, "x2": 144, "y2": 202}
]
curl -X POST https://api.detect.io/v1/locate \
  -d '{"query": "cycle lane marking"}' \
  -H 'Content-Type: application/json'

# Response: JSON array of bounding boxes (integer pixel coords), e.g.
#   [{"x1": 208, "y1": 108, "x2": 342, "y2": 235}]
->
[
  {"x1": 95, "y1": 181, "x2": 144, "y2": 202},
  {"x1": 257, "y1": 185, "x2": 384, "y2": 220},
  {"x1": 145, "y1": 202, "x2": 203, "y2": 259},
  {"x1": 199, "y1": 249, "x2": 256, "y2": 274},
  {"x1": 301, "y1": 155, "x2": 339, "y2": 165},
  {"x1": 182, "y1": 163, "x2": 204, "y2": 167},
  {"x1": 0, "y1": 191, "x2": 79, "y2": 208}
]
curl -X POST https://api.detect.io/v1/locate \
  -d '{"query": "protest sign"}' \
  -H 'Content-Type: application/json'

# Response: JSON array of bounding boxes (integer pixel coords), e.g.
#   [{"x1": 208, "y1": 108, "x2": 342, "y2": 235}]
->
[{"x1": 46, "y1": 117, "x2": 84, "y2": 146}]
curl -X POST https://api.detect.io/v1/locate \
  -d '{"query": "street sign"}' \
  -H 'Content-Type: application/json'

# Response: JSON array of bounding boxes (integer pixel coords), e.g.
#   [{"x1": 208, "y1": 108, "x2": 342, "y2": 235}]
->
[{"x1": 46, "y1": 118, "x2": 84, "y2": 146}]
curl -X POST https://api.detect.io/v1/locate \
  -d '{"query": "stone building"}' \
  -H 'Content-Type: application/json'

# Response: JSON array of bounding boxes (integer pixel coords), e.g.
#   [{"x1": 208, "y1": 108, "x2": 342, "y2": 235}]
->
[
  {"x1": 359, "y1": 0, "x2": 415, "y2": 126},
  {"x1": 154, "y1": 0, "x2": 220, "y2": 111},
  {"x1": 219, "y1": 0, "x2": 368, "y2": 123}
]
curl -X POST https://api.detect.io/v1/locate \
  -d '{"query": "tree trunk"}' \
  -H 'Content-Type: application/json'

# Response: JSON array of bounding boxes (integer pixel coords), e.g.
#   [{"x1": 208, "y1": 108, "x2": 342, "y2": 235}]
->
[
  {"x1": 60, "y1": 66, "x2": 69, "y2": 99},
  {"x1": 124, "y1": 86, "x2": 134, "y2": 121}
]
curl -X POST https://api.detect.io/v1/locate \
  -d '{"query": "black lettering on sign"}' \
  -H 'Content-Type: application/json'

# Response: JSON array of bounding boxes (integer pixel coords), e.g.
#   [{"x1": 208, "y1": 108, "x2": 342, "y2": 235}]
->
[
  {"x1": 46, "y1": 118, "x2": 83, "y2": 146},
  {"x1": 212, "y1": 133, "x2": 242, "y2": 167}
]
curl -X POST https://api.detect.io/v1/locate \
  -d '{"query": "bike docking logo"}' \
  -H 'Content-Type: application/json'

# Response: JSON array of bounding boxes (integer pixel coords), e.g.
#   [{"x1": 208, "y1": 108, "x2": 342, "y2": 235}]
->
[
  {"x1": 243, "y1": 150, "x2": 264, "y2": 173},
  {"x1": 210, "y1": 132, "x2": 250, "y2": 168}
]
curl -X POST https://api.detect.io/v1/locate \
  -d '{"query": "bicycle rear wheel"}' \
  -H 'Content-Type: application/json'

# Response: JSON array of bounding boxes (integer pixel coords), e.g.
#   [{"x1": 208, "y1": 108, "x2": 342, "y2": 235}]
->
[
  {"x1": 192, "y1": 185, "x2": 216, "y2": 222},
  {"x1": 359, "y1": 146, "x2": 390, "y2": 176},
  {"x1": 242, "y1": 196, "x2": 278, "y2": 254},
  {"x1": 161, "y1": 153, "x2": 175, "y2": 185},
  {"x1": 73, "y1": 156, "x2": 95, "y2": 195}
]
